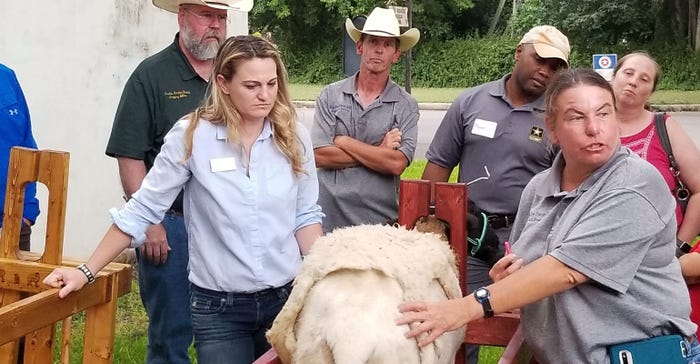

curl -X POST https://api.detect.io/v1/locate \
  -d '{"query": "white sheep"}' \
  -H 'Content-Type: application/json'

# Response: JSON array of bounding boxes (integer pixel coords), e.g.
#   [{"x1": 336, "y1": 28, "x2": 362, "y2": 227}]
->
[{"x1": 266, "y1": 222, "x2": 465, "y2": 364}]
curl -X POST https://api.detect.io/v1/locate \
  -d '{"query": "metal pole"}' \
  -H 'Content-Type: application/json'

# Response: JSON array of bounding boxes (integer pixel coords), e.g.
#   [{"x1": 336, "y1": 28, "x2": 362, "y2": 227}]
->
[{"x1": 404, "y1": 0, "x2": 413, "y2": 94}]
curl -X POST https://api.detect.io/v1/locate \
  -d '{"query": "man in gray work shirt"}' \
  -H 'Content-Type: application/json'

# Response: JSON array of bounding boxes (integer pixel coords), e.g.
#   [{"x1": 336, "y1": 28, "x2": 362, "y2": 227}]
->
[
  {"x1": 421, "y1": 25, "x2": 570, "y2": 364},
  {"x1": 312, "y1": 7, "x2": 420, "y2": 232}
]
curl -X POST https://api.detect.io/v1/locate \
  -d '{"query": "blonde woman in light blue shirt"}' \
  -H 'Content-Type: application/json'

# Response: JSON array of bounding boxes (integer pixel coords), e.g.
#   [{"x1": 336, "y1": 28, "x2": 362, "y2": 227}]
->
[{"x1": 44, "y1": 35, "x2": 324, "y2": 364}]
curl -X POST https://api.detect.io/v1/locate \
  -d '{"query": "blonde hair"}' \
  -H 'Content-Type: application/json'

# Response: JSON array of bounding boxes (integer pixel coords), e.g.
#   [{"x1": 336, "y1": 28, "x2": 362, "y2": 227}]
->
[{"x1": 184, "y1": 35, "x2": 305, "y2": 175}]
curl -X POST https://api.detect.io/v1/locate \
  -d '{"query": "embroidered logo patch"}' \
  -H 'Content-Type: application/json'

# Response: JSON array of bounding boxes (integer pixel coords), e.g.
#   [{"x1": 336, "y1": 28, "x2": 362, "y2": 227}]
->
[
  {"x1": 164, "y1": 90, "x2": 191, "y2": 100},
  {"x1": 529, "y1": 126, "x2": 544, "y2": 143}
]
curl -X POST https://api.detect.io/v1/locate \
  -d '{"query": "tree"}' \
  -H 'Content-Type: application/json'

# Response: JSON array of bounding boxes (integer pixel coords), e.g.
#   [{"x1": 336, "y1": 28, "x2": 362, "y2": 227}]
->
[
  {"x1": 509, "y1": 0, "x2": 700, "y2": 50},
  {"x1": 249, "y1": 0, "x2": 477, "y2": 49}
]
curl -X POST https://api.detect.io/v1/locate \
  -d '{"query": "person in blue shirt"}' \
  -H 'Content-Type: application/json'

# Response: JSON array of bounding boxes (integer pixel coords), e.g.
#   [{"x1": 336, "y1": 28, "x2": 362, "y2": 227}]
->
[
  {"x1": 44, "y1": 35, "x2": 323, "y2": 364},
  {"x1": 0, "y1": 63, "x2": 39, "y2": 252}
]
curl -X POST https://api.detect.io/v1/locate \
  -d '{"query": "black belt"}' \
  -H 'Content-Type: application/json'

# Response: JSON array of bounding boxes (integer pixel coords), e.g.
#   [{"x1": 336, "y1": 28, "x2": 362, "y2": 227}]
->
[
  {"x1": 486, "y1": 213, "x2": 516, "y2": 229},
  {"x1": 167, "y1": 208, "x2": 184, "y2": 216}
]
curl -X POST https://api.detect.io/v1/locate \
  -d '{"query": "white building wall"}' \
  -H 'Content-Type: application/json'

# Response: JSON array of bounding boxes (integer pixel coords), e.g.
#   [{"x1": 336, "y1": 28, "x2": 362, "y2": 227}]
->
[{"x1": 0, "y1": 0, "x2": 249, "y2": 258}]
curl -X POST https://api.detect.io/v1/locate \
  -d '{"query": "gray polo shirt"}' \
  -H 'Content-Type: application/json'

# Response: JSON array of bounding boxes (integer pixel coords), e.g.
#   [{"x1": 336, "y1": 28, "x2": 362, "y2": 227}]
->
[
  {"x1": 426, "y1": 74, "x2": 556, "y2": 218},
  {"x1": 510, "y1": 146, "x2": 696, "y2": 363},
  {"x1": 312, "y1": 74, "x2": 419, "y2": 232}
]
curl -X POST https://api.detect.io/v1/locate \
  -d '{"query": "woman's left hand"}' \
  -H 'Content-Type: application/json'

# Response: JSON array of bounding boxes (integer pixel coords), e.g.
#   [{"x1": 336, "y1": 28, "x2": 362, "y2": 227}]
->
[
  {"x1": 396, "y1": 298, "x2": 469, "y2": 346},
  {"x1": 489, "y1": 253, "x2": 524, "y2": 282}
]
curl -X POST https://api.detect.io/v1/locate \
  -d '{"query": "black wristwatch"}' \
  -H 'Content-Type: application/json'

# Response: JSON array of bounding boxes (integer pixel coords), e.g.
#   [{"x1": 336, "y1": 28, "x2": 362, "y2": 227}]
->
[
  {"x1": 677, "y1": 238, "x2": 692, "y2": 254},
  {"x1": 474, "y1": 287, "x2": 494, "y2": 318}
]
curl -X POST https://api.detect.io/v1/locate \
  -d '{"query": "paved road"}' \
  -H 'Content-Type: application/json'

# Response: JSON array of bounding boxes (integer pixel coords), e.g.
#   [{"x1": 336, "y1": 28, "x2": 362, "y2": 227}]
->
[{"x1": 296, "y1": 107, "x2": 700, "y2": 159}]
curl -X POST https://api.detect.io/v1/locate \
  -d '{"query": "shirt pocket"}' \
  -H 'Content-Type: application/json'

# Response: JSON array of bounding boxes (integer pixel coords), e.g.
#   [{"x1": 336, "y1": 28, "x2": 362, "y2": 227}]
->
[{"x1": 266, "y1": 163, "x2": 297, "y2": 200}]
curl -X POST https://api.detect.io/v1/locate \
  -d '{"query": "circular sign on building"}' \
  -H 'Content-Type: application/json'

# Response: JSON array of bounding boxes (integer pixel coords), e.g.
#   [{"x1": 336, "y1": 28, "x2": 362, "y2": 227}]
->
[{"x1": 592, "y1": 54, "x2": 617, "y2": 82}]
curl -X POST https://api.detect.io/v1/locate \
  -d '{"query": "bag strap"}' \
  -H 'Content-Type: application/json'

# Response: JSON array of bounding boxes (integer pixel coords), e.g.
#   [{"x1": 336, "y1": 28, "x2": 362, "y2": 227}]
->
[
  {"x1": 654, "y1": 112, "x2": 691, "y2": 217},
  {"x1": 654, "y1": 112, "x2": 680, "y2": 172}
]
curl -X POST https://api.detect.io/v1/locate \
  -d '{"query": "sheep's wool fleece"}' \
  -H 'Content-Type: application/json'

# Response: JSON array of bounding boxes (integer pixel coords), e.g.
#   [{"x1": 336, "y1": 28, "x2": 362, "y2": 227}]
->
[{"x1": 266, "y1": 224, "x2": 465, "y2": 363}]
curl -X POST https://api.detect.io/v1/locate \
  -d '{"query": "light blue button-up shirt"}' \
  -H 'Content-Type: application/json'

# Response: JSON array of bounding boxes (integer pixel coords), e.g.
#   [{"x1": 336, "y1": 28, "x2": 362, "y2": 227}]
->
[{"x1": 110, "y1": 117, "x2": 323, "y2": 292}]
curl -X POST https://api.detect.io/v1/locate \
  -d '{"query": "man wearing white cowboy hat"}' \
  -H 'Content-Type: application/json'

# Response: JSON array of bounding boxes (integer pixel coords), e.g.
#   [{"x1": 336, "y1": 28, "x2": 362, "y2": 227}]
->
[
  {"x1": 421, "y1": 24, "x2": 570, "y2": 364},
  {"x1": 105, "y1": 0, "x2": 251, "y2": 362},
  {"x1": 312, "y1": 7, "x2": 420, "y2": 232}
]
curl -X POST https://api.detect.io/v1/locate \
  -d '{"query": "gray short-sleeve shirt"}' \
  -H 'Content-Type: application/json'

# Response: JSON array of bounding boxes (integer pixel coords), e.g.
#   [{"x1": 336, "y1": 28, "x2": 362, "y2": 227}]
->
[
  {"x1": 509, "y1": 147, "x2": 696, "y2": 363},
  {"x1": 426, "y1": 74, "x2": 556, "y2": 219},
  {"x1": 312, "y1": 74, "x2": 419, "y2": 232}
]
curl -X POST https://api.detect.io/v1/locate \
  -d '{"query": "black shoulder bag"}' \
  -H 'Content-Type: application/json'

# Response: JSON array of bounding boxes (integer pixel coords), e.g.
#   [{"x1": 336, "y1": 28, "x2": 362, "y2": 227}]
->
[
  {"x1": 654, "y1": 112, "x2": 690, "y2": 213},
  {"x1": 654, "y1": 113, "x2": 693, "y2": 254}
]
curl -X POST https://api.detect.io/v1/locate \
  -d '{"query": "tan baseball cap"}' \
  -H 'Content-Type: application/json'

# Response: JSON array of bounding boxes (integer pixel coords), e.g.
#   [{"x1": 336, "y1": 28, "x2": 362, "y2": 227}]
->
[{"x1": 519, "y1": 25, "x2": 570, "y2": 65}]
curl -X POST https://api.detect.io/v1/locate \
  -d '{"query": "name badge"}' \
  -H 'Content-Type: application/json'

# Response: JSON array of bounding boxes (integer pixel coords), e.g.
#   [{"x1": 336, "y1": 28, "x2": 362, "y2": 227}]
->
[
  {"x1": 210, "y1": 157, "x2": 237, "y2": 172},
  {"x1": 472, "y1": 118, "x2": 497, "y2": 139}
]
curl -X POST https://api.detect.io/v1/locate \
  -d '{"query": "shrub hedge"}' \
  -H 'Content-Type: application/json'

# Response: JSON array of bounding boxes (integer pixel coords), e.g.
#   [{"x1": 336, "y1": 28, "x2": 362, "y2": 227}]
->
[{"x1": 281, "y1": 36, "x2": 700, "y2": 90}]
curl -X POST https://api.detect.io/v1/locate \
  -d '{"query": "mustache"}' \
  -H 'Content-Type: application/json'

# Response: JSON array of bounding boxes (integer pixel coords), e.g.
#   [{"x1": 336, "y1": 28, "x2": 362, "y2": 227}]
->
[{"x1": 202, "y1": 30, "x2": 223, "y2": 41}]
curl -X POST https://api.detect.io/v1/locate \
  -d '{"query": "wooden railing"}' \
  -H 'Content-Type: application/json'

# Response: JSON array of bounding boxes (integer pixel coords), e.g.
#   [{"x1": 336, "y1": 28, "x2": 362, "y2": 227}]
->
[{"x1": 0, "y1": 147, "x2": 131, "y2": 363}]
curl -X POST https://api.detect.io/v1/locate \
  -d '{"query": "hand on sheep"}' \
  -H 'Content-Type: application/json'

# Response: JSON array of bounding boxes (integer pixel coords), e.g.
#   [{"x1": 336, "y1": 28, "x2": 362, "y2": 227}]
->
[
  {"x1": 489, "y1": 253, "x2": 524, "y2": 282},
  {"x1": 43, "y1": 267, "x2": 89, "y2": 298},
  {"x1": 396, "y1": 299, "x2": 470, "y2": 347}
]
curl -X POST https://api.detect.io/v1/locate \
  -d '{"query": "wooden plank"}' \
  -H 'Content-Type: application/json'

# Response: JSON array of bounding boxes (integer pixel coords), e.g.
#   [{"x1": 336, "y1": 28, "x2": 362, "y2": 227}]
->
[
  {"x1": 60, "y1": 317, "x2": 72, "y2": 364},
  {"x1": 252, "y1": 348, "x2": 283, "y2": 364},
  {"x1": 0, "y1": 149, "x2": 69, "y2": 362},
  {"x1": 0, "y1": 258, "x2": 132, "y2": 296},
  {"x1": 464, "y1": 312, "x2": 521, "y2": 346},
  {"x1": 433, "y1": 182, "x2": 467, "y2": 295},
  {"x1": 36, "y1": 149, "x2": 70, "y2": 265},
  {"x1": 497, "y1": 325, "x2": 534, "y2": 364},
  {"x1": 398, "y1": 179, "x2": 431, "y2": 229},
  {"x1": 22, "y1": 326, "x2": 54, "y2": 363},
  {"x1": 0, "y1": 276, "x2": 112, "y2": 346},
  {"x1": 82, "y1": 261, "x2": 128, "y2": 363}
]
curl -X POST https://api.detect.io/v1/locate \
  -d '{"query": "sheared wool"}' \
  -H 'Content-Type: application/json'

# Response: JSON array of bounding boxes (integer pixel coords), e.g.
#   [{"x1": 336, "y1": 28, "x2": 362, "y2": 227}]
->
[{"x1": 266, "y1": 223, "x2": 465, "y2": 364}]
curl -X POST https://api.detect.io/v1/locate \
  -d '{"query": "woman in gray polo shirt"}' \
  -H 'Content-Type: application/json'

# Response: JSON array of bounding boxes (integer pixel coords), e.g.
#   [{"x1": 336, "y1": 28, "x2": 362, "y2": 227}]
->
[{"x1": 397, "y1": 68, "x2": 698, "y2": 363}]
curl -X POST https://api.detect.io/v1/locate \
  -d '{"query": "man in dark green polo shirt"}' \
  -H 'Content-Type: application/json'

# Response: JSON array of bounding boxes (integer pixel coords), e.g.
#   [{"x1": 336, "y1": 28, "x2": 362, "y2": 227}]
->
[{"x1": 105, "y1": 0, "x2": 251, "y2": 362}]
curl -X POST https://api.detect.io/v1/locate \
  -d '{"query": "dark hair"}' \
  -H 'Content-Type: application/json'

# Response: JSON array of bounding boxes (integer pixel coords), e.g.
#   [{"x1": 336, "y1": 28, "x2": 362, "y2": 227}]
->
[
  {"x1": 358, "y1": 33, "x2": 400, "y2": 50},
  {"x1": 613, "y1": 51, "x2": 660, "y2": 92},
  {"x1": 545, "y1": 68, "x2": 616, "y2": 122}
]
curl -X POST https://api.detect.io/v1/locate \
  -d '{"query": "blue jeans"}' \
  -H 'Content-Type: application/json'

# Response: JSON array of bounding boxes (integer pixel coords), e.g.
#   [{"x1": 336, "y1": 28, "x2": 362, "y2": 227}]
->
[
  {"x1": 687, "y1": 335, "x2": 700, "y2": 363},
  {"x1": 190, "y1": 281, "x2": 292, "y2": 364},
  {"x1": 136, "y1": 212, "x2": 192, "y2": 364}
]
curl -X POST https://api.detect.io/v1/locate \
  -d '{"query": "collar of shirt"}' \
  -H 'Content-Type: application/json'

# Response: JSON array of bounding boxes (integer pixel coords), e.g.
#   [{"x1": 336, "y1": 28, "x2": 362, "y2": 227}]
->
[
  {"x1": 215, "y1": 118, "x2": 274, "y2": 142},
  {"x1": 488, "y1": 73, "x2": 545, "y2": 113},
  {"x1": 537, "y1": 145, "x2": 628, "y2": 198},
  {"x1": 171, "y1": 32, "x2": 204, "y2": 82},
  {"x1": 341, "y1": 71, "x2": 403, "y2": 104}
]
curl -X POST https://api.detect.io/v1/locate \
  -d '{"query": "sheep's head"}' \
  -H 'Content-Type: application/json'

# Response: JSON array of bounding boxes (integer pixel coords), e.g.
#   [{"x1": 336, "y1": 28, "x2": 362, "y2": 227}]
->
[{"x1": 413, "y1": 215, "x2": 448, "y2": 241}]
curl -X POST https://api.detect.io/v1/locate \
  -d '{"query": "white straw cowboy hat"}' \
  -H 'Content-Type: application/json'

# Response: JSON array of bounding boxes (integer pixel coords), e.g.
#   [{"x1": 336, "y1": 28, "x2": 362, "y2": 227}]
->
[
  {"x1": 345, "y1": 7, "x2": 420, "y2": 52},
  {"x1": 153, "y1": 0, "x2": 254, "y2": 13}
]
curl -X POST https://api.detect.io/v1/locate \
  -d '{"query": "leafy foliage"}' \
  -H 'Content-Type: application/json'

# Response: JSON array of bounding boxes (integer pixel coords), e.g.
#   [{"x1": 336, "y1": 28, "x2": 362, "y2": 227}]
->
[{"x1": 281, "y1": 34, "x2": 700, "y2": 90}]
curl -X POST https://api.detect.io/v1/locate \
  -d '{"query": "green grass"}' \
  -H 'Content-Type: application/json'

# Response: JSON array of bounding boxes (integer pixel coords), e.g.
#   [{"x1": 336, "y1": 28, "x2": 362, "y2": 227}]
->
[
  {"x1": 289, "y1": 83, "x2": 464, "y2": 103},
  {"x1": 650, "y1": 89, "x2": 700, "y2": 104},
  {"x1": 401, "y1": 159, "x2": 459, "y2": 182},
  {"x1": 52, "y1": 281, "x2": 197, "y2": 363},
  {"x1": 290, "y1": 83, "x2": 700, "y2": 105}
]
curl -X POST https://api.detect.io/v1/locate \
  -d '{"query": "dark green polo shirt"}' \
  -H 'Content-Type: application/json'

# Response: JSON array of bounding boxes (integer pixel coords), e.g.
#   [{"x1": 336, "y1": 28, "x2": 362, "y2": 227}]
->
[{"x1": 106, "y1": 33, "x2": 208, "y2": 212}]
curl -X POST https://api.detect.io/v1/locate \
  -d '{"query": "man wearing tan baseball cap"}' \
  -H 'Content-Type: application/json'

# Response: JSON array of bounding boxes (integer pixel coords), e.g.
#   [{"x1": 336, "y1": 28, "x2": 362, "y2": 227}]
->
[
  {"x1": 518, "y1": 25, "x2": 570, "y2": 66},
  {"x1": 422, "y1": 24, "x2": 570, "y2": 363},
  {"x1": 105, "y1": 1, "x2": 252, "y2": 363}
]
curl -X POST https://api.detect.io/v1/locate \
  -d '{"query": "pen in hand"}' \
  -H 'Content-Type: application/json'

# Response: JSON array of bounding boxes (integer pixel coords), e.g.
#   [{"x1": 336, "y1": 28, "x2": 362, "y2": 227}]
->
[{"x1": 504, "y1": 241, "x2": 512, "y2": 255}]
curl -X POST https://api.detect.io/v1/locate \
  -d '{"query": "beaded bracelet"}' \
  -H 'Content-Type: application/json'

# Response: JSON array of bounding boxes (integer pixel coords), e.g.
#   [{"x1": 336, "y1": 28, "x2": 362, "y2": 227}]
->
[{"x1": 76, "y1": 263, "x2": 96, "y2": 285}]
